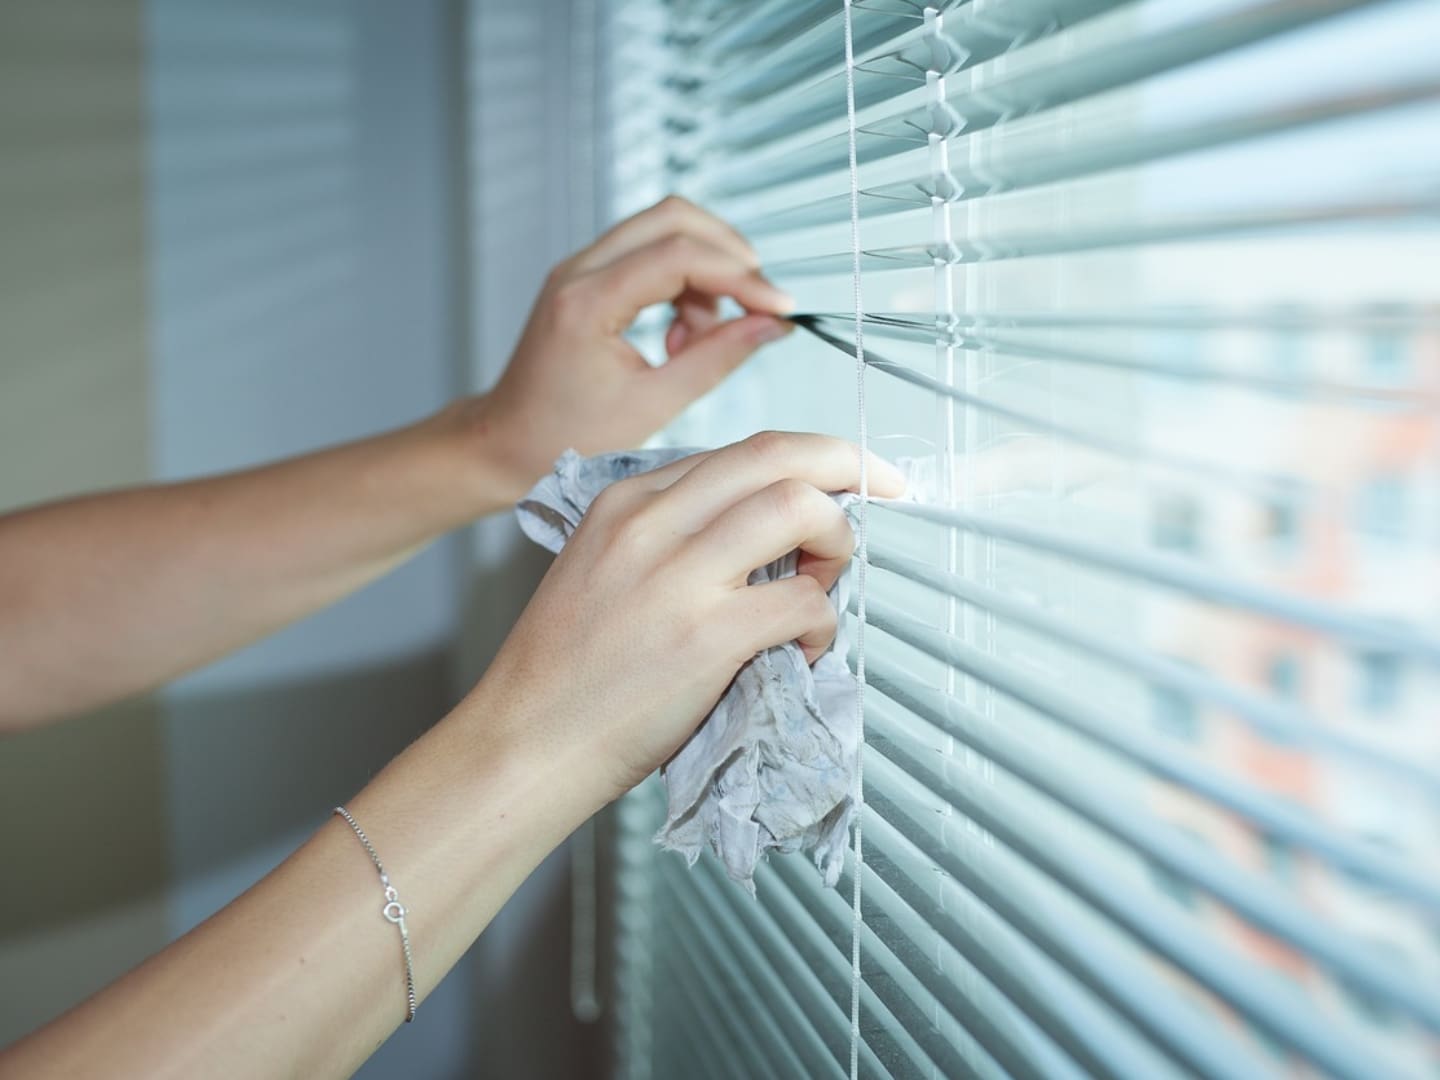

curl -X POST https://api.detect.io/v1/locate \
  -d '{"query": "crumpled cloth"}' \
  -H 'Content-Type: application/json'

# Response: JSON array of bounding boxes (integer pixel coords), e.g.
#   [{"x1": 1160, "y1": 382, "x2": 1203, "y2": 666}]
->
[{"x1": 516, "y1": 447, "x2": 860, "y2": 893}]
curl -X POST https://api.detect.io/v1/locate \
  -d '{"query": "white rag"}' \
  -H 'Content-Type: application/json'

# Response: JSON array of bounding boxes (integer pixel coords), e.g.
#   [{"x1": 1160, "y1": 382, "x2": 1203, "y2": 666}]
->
[{"x1": 516, "y1": 448, "x2": 860, "y2": 894}]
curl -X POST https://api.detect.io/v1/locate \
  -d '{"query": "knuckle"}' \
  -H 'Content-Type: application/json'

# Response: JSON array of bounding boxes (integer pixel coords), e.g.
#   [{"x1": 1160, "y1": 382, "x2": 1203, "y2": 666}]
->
[
  {"x1": 586, "y1": 481, "x2": 633, "y2": 524},
  {"x1": 818, "y1": 591, "x2": 839, "y2": 627},
  {"x1": 548, "y1": 275, "x2": 594, "y2": 321},
  {"x1": 656, "y1": 232, "x2": 696, "y2": 262},
  {"x1": 809, "y1": 595, "x2": 839, "y2": 645},
  {"x1": 544, "y1": 256, "x2": 575, "y2": 286},
  {"x1": 767, "y1": 477, "x2": 814, "y2": 526},
  {"x1": 610, "y1": 474, "x2": 645, "y2": 500},
  {"x1": 742, "y1": 429, "x2": 793, "y2": 467},
  {"x1": 605, "y1": 500, "x2": 660, "y2": 559},
  {"x1": 799, "y1": 573, "x2": 833, "y2": 612},
  {"x1": 657, "y1": 193, "x2": 692, "y2": 215}
]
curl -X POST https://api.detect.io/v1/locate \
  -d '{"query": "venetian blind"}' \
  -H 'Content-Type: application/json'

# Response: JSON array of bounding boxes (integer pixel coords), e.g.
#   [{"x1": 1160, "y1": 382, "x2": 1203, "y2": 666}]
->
[{"x1": 599, "y1": 2, "x2": 1440, "y2": 1077}]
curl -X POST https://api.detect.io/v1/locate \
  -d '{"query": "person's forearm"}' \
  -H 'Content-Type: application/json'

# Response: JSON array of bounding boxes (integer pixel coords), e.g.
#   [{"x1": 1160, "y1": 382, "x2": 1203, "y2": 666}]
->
[
  {"x1": 0, "y1": 196, "x2": 795, "y2": 732},
  {"x1": 0, "y1": 681, "x2": 605, "y2": 1080},
  {"x1": 0, "y1": 431, "x2": 894, "y2": 1079},
  {"x1": 0, "y1": 399, "x2": 522, "y2": 729}
]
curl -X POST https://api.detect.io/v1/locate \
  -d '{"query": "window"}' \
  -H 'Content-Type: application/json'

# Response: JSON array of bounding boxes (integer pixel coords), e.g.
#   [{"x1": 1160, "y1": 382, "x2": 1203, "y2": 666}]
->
[
  {"x1": 1267, "y1": 322, "x2": 1305, "y2": 381},
  {"x1": 1340, "y1": 952, "x2": 1405, "y2": 1032},
  {"x1": 1266, "y1": 652, "x2": 1303, "y2": 701},
  {"x1": 1364, "y1": 326, "x2": 1408, "y2": 383},
  {"x1": 1262, "y1": 835, "x2": 1297, "y2": 886},
  {"x1": 1152, "y1": 494, "x2": 1201, "y2": 554},
  {"x1": 1149, "y1": 684, "x2": 1201, "y2": 742},
  {"x1": 1261, "y1": 477, "x2": 1304, "y2": 557},
  {"x1": 1354, "y1": 650, "x2": 1404, "y2": 714},
  {"x1": 596, "y1": 3, "x2": 1440, "y2": 1078},
  {"x1": 1262, "y1": 499, "x2": 1300, "y2": 554},
  {"x1": 1149, "y1": 860, "x2": 1199, "y2": 909},
  {"x1": 1355, "y1": 473, "x2": 1408, "y2": 542}
]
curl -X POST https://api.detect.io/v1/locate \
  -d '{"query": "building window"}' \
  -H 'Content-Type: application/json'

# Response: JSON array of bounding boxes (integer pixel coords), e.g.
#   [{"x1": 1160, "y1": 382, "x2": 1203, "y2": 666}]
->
[
  {"x1": 1150, "y1": 827, "x2": 1207, "y2": 908},
  {"x1": 1265, "y1": 500, "x2": 1299, "y2": 545},
  {"x1": 1262, "y1": 484, "x2": 1304, "y2": 557},
  {"x1": 1262, "y1": 835, "x2": 1296, "y2": 884},
  {"x1": 1156, "y1": 327, "x2": 1203, "y2": 371},
  {"x1": 1339, "y1": 975, "x2": 1400, "y2": 1029},
  {"x1": 1364, "y1": 330, "x2": 1408, "y2": 382},
  {"x1": 1267, "y1": 653, "x2": 1303, "y2": 701},
  {"x1": 1269, "y1": 326, "x2": 1304, "y2": 380},
  {"x1": 1247, "y1": 1019, "x2": 1292, "y2": 1063},
  {"x1": 1354, "y1": 651, "x2": 1403, "y2": 714},
  {"x1": 1150, "y1": 862, "x2": 1198, "y2": 908},
  {"x1": 1150, "y1": 684, "x2": 1202, "y2": 741},
  {"x1": 1355, "y1": 473, "x2": 1407, "y2": 542},
  {"x1": 1153, "y1": 494, "x2": 1201, "y2": 554}
]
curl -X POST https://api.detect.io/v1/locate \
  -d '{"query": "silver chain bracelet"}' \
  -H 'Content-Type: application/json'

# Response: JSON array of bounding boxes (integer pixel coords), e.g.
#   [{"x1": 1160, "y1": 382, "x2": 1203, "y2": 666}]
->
[{"x1": 334, "y1": 805, "x2": 417, "y2": 1023}]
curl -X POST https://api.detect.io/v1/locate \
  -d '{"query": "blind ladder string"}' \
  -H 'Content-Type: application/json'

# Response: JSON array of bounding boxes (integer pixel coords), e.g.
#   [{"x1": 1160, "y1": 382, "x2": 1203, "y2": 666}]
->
[{"x1": 841, "y1": 2, "x2": 869, "y2": 1078}]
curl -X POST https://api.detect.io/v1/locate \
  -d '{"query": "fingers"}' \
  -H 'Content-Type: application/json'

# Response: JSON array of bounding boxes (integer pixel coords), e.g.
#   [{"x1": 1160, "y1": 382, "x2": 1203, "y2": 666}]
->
[
  {"x1": 567, "y1": 195, "x2": 758, "y2": 276},
  {"x1": 653, "y1": 313, "x2": 791, "y2": 407},
  {"x1": 683, "y1": 479, "x2": 854, "y2": 590},
  {"x1": 665, "y1": 288, "x2": 722, "y2": 357},
  {"x1": 658, "y1": 431, "x2": 908, "y2": 534},
  {"x1": 729, "y1": 574, "x2": 840, "y2": 666},
  {"x1": 579, "y1": 472, "x2": 656, "y2": 525},
  {"x1": 627, "y1": 449, "x2": 717, "y2": 492},
  {"x1": 579, "y1": 446, "x2": 714, "y2": 511},
  {"x1": 571, "y1": 234, "x2": 794, "y2": 336}
]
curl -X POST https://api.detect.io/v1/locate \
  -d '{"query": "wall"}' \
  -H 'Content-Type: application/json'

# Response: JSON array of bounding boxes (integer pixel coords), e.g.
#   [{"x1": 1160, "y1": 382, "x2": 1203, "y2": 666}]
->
[
  {"x1": 1, "y1": 2, "x2": 482, "y2": 1076},
  {"x1": 145, "y1": 1, "x2": 473, "y2": 1076},
  {"x1": 0, "y1": 0, "x2": 171, "y2": 1045}
]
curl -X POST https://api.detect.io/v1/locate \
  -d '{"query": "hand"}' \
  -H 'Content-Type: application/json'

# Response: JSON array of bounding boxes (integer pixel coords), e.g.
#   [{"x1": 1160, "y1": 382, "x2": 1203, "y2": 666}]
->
[
  {"x1": 471, "y1": 432, "x2": 907, "y2": 806},
  {"x1": 468, "y1": 197, "x2": 796, "y2": 501}
]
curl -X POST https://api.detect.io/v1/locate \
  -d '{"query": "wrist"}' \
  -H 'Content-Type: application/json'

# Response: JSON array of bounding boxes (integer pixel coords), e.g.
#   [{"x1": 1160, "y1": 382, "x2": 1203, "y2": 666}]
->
[
  {"x1": 419, "y1": 396, "x2": 541, "y2": 521},
  {"x1": 437, "y1": 395, "x2": 555, "y2": 518},
  {"x1": 449, "y1": 662, "x2": 617, "y2": 833}
]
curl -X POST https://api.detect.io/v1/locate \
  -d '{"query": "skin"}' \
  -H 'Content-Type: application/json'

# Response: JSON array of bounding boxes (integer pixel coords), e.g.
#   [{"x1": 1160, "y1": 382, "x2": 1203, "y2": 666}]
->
[{"x1": 0, "y1": 196, "x2": 905, "y2": 1079}]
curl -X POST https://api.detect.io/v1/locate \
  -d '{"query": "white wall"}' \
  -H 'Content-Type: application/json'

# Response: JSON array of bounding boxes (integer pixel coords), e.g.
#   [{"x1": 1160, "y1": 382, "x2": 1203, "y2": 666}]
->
[
  {"x1": 144, "y1": 1, "x2": 474, "y2": 1076},
  {"x1": 1, "y1": 3, "x2": 602, "y2": 1074},
  {"x1": 0, "y1": 0, "x2": 170, "y2": 1044}
]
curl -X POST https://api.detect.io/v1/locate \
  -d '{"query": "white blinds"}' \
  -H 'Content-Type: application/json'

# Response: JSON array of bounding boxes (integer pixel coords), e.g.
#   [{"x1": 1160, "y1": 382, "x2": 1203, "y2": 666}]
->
[{"x1": 599, "y1": 2, "x2": 1440, "y2": 1078}]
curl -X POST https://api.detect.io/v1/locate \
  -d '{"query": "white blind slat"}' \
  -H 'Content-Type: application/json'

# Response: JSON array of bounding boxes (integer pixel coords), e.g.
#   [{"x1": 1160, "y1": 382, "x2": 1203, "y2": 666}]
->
[
  {"x1": 861, "y1": 735, "x2": 1409, "y2": 1080},
  {"x1": 702, "y1": 0, "x2": 1375, "y2": 195},
  {"x1": 856, "y1": 806, "x2": 1245, "y2": 1079},
  {"x1": 859, "y1": 651, "x2": 1440, "y2": 1037},
  {"x1": 597, "y1": 0, "x2": 1440, "y2": 1077},
  {"x1": 861, "y1": 594, "x2": 1440, "y2": 910},
  {"x1": 678, "y1": 872, "x2": 851, "y2": 1078},
  {"x1": 868, "y1": 543, "x2": 1440, "y2": 796},
  {"x1": 660, "y1": 906, "x2": 822, "y2": 1080},
  {"x1": 754, "y1": 844, "x2": 952, "y2": 1078},
  {"x1": 764, "y1": 852, "x2": 998, "y2": 1080}
]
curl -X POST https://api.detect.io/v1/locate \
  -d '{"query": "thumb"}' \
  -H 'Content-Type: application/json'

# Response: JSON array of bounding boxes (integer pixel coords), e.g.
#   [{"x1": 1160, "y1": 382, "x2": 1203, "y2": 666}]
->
[{"x1": 651, "y1": 313, "x2": 792, "y2": 405}]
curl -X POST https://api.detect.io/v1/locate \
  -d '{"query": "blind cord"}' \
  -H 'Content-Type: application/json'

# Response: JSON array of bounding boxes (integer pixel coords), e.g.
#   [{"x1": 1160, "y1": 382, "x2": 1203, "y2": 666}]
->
[{"x1": 841, "y1": 2, "x2": 868, "y2": 1077}]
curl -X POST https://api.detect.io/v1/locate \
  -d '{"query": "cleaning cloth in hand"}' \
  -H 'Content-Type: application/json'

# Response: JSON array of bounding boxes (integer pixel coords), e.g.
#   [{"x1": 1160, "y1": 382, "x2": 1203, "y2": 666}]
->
[{"x1": 516, "y1": 447, "x2": 860, "y2": 894}]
